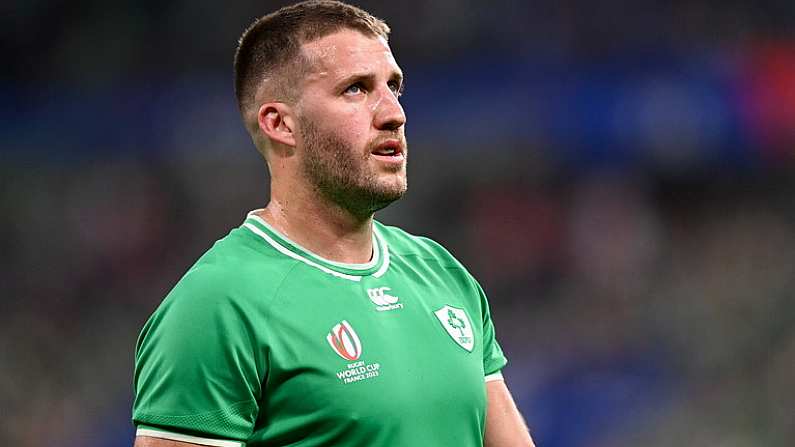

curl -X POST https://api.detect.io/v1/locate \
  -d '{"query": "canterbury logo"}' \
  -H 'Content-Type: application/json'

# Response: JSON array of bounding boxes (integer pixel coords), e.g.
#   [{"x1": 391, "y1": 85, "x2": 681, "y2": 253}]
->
[
  {"x1": 327, "y1": 320, "x2": 362, "y2": 361},
  {"x1": 367, "y1": 287, "x2": 399, "y2": 306}
]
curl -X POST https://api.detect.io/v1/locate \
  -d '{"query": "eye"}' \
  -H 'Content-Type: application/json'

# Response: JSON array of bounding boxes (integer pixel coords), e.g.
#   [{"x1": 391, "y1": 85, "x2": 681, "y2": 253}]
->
[
  {"x1": 388, "y1": 81, "x2": 403, "y2": 97},
  {"x1": 343, "y1": 83, "x2": 365, "y2": 96}
]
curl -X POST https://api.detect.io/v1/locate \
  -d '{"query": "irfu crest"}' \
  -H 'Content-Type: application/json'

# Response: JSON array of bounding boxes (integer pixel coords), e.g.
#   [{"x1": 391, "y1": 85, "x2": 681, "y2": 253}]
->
[{"x1": 434, "y1": 305, "x2": 474, "y2": 352}]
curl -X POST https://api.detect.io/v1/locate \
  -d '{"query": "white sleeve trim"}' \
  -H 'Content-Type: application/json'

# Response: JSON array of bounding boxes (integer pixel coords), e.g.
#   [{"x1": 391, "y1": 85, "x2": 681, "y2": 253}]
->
[
  {"x1": 136, "y1": 428, "x2": 243, "y2": 447},
  {"x1": 485, "y1": 371, "x2": 504, "y2": 382}
]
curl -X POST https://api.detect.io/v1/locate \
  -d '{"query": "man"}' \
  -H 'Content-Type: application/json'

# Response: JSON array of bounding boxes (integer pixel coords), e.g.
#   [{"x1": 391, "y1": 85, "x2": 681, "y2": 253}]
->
[{"x1": 132, "y1": 1, "x2": 535, "y2": 446}]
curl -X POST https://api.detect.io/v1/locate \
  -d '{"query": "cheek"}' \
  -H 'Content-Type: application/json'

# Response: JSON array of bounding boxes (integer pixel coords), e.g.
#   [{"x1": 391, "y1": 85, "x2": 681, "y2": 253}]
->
[
  {"x1": 336, "y1": 109, "x2": 371, "y2": 142},
  {"x1": 304, "y1": 101, "x2": 373, "y2": 148}
]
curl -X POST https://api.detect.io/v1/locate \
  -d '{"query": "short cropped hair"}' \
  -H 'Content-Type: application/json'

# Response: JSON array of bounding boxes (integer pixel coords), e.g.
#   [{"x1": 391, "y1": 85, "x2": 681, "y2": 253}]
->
[{"x1": 234, "y1": 0, "x2": 390, "y2": 130}]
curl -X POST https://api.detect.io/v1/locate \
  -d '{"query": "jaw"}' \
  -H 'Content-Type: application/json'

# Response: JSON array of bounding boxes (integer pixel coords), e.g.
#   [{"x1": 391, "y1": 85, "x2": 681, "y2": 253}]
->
[{"x1": 303, "y1": 160, "x2": 408, "y2": 219}]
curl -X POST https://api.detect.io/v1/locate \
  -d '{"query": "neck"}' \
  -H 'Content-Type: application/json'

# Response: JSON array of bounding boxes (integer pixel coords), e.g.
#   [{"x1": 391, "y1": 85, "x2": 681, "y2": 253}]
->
[{"x1": 257, "y1": 191, "x2": 375, "y2": 264}]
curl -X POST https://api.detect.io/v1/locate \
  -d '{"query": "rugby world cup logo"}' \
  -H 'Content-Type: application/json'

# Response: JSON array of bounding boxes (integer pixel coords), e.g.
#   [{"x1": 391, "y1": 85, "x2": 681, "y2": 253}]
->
[{"x1": 327, "y1": 320, "x2": 362, "y2": 361}]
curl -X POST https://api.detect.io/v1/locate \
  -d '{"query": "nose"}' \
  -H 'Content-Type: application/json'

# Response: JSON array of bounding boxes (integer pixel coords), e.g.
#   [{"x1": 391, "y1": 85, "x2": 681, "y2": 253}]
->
[{"x1": 373, "y1": 87, "x2": 406, "y2": 132}]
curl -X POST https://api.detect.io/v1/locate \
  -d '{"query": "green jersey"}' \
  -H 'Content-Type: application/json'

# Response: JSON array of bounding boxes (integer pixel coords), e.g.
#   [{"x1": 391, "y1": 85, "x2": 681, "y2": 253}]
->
[{"x1": 133, "y1": 211, "x2": 507, "y2": 447}]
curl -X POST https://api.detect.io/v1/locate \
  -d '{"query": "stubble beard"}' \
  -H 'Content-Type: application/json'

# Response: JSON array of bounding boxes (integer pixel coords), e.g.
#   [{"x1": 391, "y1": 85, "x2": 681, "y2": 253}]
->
[{"x1": 299, "y1": 117, "x2": 407, "y2": 219}]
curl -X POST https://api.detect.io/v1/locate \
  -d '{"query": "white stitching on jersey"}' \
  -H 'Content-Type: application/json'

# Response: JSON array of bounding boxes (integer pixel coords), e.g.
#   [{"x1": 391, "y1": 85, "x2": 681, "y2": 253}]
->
[
  {"x1": 247, "y1": 212, "x2": 381, "y2": 270},
  {"x1": 243, "y1": 223, "x2": 363, "y2": 282},
  {"x1": 372, "y1": 227, "x2": 390, "y2": 278}
]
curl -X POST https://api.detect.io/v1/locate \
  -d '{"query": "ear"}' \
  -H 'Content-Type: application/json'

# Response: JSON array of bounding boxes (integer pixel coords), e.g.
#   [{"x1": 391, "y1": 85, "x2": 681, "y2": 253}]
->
[{"x1": 258, "y1": 102, "x2": 296, "y2": 148}]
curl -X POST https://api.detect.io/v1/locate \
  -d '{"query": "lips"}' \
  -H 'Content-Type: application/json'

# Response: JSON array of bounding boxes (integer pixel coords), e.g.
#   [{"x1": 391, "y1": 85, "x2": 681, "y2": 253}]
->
[{"x1": 371, "y1": 139, "x2": 404, "y2": 157}]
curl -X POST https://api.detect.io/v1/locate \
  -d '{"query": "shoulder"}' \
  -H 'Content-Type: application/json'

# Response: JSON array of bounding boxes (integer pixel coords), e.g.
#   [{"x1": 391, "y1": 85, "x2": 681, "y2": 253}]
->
[
  {"x1": 375, "y1": 221, "x2": 471, "y2": 274},
  {"x1": 375, "y1": 222, "x2": 492, "y2": 318},
  {"x1": 158, "y1": 227, "x2": 297, "y2": 316}
]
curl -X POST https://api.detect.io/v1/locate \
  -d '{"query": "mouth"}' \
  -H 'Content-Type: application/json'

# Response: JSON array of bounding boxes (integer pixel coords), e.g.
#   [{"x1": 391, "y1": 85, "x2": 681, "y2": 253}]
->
[{"x1": 370, "y1": 139, "x2": 406, "y2": 164}]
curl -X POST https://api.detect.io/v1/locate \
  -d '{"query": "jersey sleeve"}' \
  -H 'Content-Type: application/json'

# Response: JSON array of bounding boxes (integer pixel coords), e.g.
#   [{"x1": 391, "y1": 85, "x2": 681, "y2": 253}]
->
[
  {"x1": 133, "y1": 265, "x2": 264, "y2": 443},
  {"x1": 473, "y1": 278, "x2": 508, "y2": 377}
]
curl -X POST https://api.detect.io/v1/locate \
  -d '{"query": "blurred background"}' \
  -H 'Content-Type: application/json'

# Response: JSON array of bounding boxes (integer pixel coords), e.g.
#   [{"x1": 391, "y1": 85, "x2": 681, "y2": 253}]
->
[{"x1": 1, "y1": 0, "x2": 794, "y2": 446}]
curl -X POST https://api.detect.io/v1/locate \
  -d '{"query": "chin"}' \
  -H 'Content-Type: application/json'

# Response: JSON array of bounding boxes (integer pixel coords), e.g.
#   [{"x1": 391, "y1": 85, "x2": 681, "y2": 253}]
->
[
  {"x1": 377, "y1": 176, "x2": 407, "y2": 197},
  {"x1": 365, "y1": 179, "x2": 407, "y2": 213}
]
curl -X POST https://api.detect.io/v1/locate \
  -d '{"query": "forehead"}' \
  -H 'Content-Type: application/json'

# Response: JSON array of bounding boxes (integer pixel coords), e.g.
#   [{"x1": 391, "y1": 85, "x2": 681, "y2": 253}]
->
[{"x1": 301, "y1": 29, "x2": 400, "y2": 81}]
